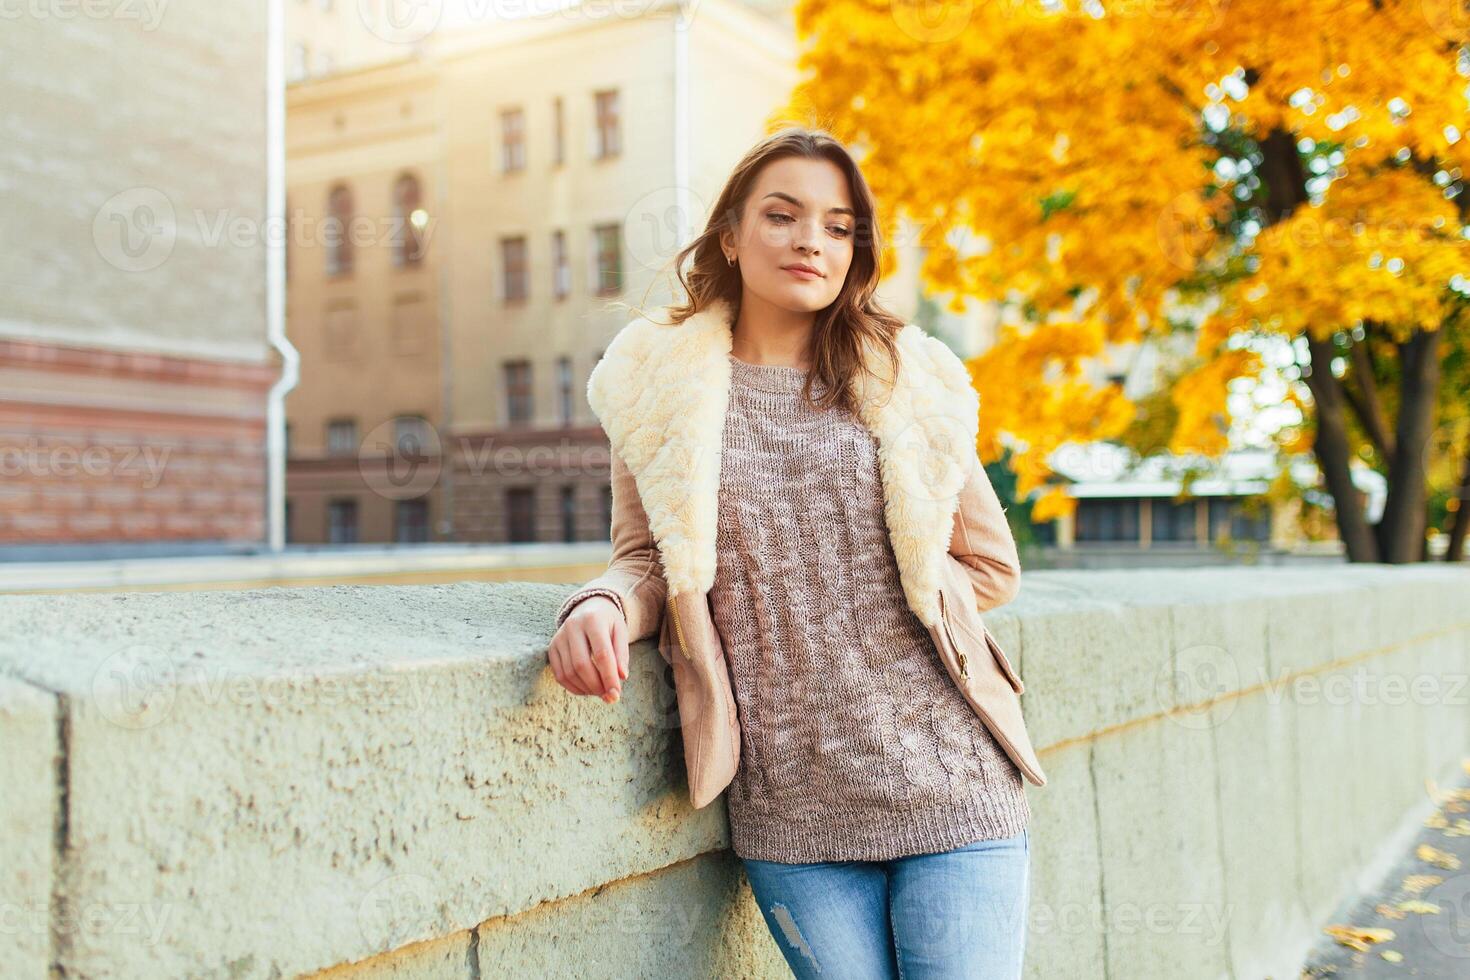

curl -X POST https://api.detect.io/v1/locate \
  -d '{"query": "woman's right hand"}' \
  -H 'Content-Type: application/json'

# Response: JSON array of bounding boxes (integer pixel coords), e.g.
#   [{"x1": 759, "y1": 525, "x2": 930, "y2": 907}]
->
[{"x1": 548, "y1": 596, "x2": 630, "y2": 703}]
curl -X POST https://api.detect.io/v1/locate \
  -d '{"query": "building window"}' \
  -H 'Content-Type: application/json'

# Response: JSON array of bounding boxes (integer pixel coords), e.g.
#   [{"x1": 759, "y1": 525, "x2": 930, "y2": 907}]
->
[
  {"x1": 325, "y1": 184, "x2": 354, "y2": 277},
  {"x1": 323, "y1": 302, "x2": 360, "y2": 361},
  {"x1": 551, "y1": 229, "x2": 569, "y2": 299},
  {"x1": 504, "y1": 360, "x2": 533, "y2": 425},
  {"x1": 552, "y1": 96, "x2": 565, "y2": 166},
  {"x1": 1151, "y1": 498, "x2": 1198, "y2": 543},
  {"x1": 327, "y1": 499, "x2": 359, "y2": 544},
  {"x1": 501, "y1": 108, "x2": 526, "y2": 172},
  {"x1": 394, "y1": 415, "x2": 432, "y2": 458},
  {"x1": 556, "y1": 356, "x2": 573, "y2": 426},
  {"x1": 593, "y1": 89, "x2": 620, "y2": 159},
  {"x1": 290, "y1": 43, "x2": 309, "y2": 82},
  {"x1": 1209, "y1": 497, "x2": 1271, "y2": 542},
  {"x1": 1075, "y1": 498, "x2": 1140, "y2": 543},
  {"x1": 560, "y1": 485, "x2": 576, "y2": 542},
  {"x1": 326, "y1": 418, "x2": 358, "y2": 456},
  {"x1": 507, "y1": 487, "x2": 536, "y2": 542},
  {"x1": 395, "y1": 499, "x2": 430, "y2": 543},
  {"x1": 500, "y1": 236, "x2": 528, "y2": 304},
  {"x1": 592, "y1": 224, "x2": 621, "y2": 296},
  {"x1": 1029, "y1": 518, "x2": 1056, "y2": 545},
  {"x1": 600, "y1": 483, "x2": 613, "y2": 540},
  {"x1": 392, "y1": 173, "x2": 426, "y2": 267}
]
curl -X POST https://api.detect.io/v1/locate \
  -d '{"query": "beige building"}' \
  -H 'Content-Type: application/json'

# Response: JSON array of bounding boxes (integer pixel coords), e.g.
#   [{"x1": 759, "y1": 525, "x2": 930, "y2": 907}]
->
[
  {"x1": 285, "y1": 0, "x2": 415, "y2": 82},
  {"x1": 285, "y1": 0, "x2": 816, "y2": 544},
  {"x1": 0, "y1": 2, "x2": 276, "y2": 554}
]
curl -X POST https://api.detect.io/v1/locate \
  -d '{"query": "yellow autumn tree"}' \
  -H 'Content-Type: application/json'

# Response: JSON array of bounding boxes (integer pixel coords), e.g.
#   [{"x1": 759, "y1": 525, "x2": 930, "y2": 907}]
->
[{"x1": 778, "y1": 0, "x2": 1470, "y2": 560}]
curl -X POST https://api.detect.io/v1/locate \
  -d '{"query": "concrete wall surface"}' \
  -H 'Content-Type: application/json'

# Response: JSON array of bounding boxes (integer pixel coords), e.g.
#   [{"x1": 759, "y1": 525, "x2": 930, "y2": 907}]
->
[{"x1": 0, "y1": 565, "x2": 1466, "y2": 978}]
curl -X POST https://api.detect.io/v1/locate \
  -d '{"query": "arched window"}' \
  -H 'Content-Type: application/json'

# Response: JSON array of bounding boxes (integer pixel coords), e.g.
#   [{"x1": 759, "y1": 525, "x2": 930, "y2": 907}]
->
[
  {"x1": 325, "y1": 183, "x2": 354, "y2": 277},
  {"x1": 393, "y1": 173, "x2": 426, "y2": 267}
]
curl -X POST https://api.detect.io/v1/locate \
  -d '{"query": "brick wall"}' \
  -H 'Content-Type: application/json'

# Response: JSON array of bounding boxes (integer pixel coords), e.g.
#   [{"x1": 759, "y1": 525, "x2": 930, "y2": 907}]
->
[{"x1": 0, "y1": 339, "x2": 275, "y2": 545}]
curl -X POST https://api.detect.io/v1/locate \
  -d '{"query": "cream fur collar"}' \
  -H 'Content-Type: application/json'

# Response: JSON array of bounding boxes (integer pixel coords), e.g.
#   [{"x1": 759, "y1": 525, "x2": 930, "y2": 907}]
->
[{"x1": 586, "y1": 296, "x2": 980, "y2": 627}]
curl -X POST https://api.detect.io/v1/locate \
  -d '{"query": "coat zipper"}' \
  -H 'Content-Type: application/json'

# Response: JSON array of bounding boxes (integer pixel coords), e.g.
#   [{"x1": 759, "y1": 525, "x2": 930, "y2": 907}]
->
[
  {"x1": 668, "y1": 597, "x2": 692, "y2": 659},
  {"x1": 937, "y1": 589, "x2": 969, "y2": 679}
]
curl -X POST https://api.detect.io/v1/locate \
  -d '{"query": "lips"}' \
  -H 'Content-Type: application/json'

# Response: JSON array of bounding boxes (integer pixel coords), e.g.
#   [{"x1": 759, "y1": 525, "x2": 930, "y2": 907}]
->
[{"x1": 782, "y1": 265, "x2": 822, "y2": 280}]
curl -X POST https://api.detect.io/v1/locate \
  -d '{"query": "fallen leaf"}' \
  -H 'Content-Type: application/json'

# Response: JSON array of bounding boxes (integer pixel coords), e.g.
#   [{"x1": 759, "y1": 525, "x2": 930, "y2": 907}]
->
[
  {"x1": 1401, "y1": 874, "x2": 1444, "y2": 895},
  {"x1": 1396, "y1": 899, "x2": 1441, "y2": 914},
  {"x1": 1381, "y1": 949, "x2": 1403, "y2": 963},
  {"x1": 1415, "y1": 843, "x2": 1461, "y2": 870},
  {"x1": 1324, "y1": 924, "x2": 1396, "y2": 951}
]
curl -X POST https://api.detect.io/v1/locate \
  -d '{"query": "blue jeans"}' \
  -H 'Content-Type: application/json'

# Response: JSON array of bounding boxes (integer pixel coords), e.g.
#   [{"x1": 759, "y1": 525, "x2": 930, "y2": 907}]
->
[{"x1": 739, "y1": 828, "x2": 1030, "y2": 980}]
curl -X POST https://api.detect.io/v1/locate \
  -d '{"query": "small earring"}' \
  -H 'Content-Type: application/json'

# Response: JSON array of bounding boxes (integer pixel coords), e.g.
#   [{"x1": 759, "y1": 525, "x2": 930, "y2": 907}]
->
[{"x1": 726, "y1": 254, "x2": 736, "y2": 267}]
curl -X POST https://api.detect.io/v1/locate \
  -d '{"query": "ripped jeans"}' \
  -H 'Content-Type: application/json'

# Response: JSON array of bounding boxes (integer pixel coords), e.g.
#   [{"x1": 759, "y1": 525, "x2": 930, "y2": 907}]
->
[{"x1": 739, "y1": 828, "x2": 1029, "y2": 980}]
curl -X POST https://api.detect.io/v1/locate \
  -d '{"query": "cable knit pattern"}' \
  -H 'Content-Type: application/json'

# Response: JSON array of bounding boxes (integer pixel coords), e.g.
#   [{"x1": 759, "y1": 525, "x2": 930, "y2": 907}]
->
[{"x1": 715, "y1": 354, "x2": 1029, "y2": 863}]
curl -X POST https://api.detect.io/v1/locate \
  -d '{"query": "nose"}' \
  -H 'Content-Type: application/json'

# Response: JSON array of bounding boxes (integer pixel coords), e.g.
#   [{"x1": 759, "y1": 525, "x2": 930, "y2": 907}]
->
[{"x1": 793, "y1": 217, "x2": 821, "y2": 255}]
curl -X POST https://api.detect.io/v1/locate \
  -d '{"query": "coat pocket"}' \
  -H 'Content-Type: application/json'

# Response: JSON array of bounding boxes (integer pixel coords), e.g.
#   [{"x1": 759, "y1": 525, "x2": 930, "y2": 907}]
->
[
  {"x1": 938, "y1": 582, "x2": 1025, "y2": 696},
  {"x1": 981, "y1": 626, "x2": 1025, "y2": 696}
]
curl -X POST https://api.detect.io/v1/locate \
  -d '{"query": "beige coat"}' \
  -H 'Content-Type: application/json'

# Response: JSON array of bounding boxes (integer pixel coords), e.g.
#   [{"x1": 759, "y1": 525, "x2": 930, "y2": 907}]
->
[{"x1": 557, "y1": 297, "x2": 1048, "y2": 808}]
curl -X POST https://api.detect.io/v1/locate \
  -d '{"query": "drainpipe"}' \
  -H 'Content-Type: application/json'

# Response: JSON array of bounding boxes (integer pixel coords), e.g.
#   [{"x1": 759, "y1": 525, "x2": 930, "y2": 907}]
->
[
  {"x1": 265, "y1": 0, "x2": 300, "y2": 553},
  {"x1": 673, "y1": 0, "x2": 693, "y2": 254}
]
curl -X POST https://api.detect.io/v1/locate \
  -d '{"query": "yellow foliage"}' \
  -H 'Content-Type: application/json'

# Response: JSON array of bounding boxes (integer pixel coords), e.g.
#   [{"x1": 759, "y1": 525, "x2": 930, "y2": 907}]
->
[{"x1": 783, "y1": 0, "x2": 1470, "y2": 507}]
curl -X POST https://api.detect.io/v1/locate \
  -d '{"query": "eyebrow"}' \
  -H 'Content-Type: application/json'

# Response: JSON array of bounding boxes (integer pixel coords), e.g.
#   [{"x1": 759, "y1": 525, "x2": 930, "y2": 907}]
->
[{"x1": 761, "y1": 191, "x2": 856, "y2": 218}]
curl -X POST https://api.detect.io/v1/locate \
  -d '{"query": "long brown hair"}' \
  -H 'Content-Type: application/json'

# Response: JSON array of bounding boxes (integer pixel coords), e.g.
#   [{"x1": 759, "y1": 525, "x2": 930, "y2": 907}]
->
[{"x1": 637, "y1": 126, "x2": 905, "y2": 415}]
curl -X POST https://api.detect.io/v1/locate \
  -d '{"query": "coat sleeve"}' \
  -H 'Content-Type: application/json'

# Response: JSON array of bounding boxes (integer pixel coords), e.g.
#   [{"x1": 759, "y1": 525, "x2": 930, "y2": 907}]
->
[
  {"x1": 554, "y1": 449, "x2": 668, "y2": 643},
  {"x1": 947, "y1": 451, "x2": 1022, "y2": 612}
]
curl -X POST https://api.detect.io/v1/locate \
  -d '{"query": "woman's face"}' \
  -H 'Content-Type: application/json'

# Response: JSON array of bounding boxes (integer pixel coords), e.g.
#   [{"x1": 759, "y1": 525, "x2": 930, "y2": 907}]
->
[{"x1": 723, "y1": 155, "x2": 856, "y2": 314}]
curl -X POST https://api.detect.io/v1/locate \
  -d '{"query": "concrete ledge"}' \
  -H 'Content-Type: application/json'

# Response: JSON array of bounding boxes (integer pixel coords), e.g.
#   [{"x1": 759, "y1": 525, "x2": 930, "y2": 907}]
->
[
  {"x1": 0, "y1": 565, "x2": 1466, "y2": 977},
  {"x1": 0, "y1": 677, "x2": 56, "y2": 977}
]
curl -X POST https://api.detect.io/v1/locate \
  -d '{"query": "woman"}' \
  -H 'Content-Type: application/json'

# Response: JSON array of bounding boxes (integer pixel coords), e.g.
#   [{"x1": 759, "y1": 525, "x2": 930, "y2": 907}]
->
[{"x1": 548, "y1": 127, "x2": 1046, "y2": 979}]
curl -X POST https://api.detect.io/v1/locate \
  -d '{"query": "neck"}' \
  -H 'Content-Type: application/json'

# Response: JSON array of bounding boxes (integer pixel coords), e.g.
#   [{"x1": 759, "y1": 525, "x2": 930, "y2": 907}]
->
[{"x1": 729, "y1": 293, "x2": 816, "y2": 370}]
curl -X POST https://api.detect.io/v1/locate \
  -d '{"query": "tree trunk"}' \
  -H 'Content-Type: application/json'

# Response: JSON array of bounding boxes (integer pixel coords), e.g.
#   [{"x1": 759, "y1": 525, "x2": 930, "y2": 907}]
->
[
  {"x1": 1445, "y1": 437, "x2": 1470, "y2": 562},
  {"x1": 1375, "y1": 326, "x2": 1442, "y2": 563},
  {"x1": 1304, "y1": 331, "x2": 1380, "y2": 561}
]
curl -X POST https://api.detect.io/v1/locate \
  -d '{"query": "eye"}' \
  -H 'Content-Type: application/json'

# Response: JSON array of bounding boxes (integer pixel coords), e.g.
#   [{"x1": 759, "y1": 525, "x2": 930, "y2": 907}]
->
[
  {"x1": 829, "y1": 225, "x2": 852, "y2": 238},
  {"x1": 766, "y1": 211, "x2": 794, "y2": 224}
]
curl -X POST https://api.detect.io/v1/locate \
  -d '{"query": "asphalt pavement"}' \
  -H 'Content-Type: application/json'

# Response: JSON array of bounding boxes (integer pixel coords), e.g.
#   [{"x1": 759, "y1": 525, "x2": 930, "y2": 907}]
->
[{"x1": 1300, "y1": 762, "x2": 1470, "y2": 977}]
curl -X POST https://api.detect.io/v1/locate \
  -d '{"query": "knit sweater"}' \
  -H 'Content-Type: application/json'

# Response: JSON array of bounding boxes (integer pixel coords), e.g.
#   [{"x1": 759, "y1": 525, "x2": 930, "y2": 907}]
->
[{"x1": 714, "y1": 353, "x2": 1029, "y2": 863}]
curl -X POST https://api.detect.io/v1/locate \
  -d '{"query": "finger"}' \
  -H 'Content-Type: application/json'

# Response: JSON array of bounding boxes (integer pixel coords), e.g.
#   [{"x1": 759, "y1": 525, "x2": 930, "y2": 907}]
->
[
  {"x1": 551, "y1": 636, "x2": 591, "y2": 696},
  {"x1": 568, "y1": 627, "x2": 609, "y2": 699},
  {"x1": 611, "y1": 615, "x2": 629, "y2": 681},
  {"x1": 588, "y1": 624, "x2": 621, "y2": 700}
]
